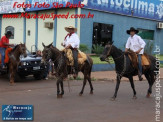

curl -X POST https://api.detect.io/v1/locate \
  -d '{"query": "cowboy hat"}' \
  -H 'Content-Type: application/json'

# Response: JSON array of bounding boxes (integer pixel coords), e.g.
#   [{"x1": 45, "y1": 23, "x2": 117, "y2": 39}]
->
[
  {"x1": 5, "y1": 30, "x2": 13, "y2": 36},
  {"x1": 65, "y1": 26, "x2": 77, "y2": 33},
  {"x1": 126, "y1": 27, "x2": 139, "y2": 34}
]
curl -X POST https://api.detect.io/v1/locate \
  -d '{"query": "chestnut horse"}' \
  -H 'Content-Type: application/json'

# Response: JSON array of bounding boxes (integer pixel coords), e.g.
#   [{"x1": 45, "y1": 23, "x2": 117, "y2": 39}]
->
[
  {"x1": 8, "y1": 44, "x2": 27, "y2": 85},
  {"x1": 42, "y1": 43, "x2": 94, "y2": 98}
]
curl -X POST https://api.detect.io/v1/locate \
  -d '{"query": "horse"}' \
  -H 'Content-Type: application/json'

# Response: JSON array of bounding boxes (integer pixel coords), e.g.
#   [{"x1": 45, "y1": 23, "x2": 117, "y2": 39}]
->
[
  {"x1": 42, "y1": 43, "x2": 94, "y2": 98},
  {"x1": 100, "y1": 42, "x2": 158, "y2": 100},
  {"x1": 8, "y1": 44, "x2": 27, "y2": 85}
]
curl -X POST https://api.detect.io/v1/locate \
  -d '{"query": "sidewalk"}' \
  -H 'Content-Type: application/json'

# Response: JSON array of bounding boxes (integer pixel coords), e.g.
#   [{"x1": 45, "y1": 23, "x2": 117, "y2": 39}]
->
[{"x1": 79, "y1": 68, "x2": 163, "y2": 81}]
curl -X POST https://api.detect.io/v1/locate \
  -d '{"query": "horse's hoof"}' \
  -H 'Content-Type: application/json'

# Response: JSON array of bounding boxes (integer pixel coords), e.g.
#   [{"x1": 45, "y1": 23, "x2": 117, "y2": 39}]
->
[
  {"x1": 57, "y1": 94, "x2": 62, "y2": 98},
  {"x1": 10, "y1": 83, "x2": 15, "y2": 86},
  {"x1": 90, "y1": 91, "x2": 93, "y2": 95},
  {"x1": 110, "y1": 97, "x2": 116, "y2": 101},
  {"x1": 79, "y1": 93, "x2": 83, "y2": 96},
  {"x1": 146, "y1": 93, "x2": 151, "y2": 98},
  {"x1": 132, "y1": 96, "x2": 137, "y2": 99}
]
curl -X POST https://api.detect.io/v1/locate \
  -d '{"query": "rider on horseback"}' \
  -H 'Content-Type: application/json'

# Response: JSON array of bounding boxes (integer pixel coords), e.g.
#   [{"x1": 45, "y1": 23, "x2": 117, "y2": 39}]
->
[
  {"x1": 0, "y1": 31, "x2": 14, "y2": 69},
  {"x1": 125, "y1": 27, "x2": 146, "y2": 81},
  {"x1": 61, "y1": 26, "x2": 80, "y2": 79}
]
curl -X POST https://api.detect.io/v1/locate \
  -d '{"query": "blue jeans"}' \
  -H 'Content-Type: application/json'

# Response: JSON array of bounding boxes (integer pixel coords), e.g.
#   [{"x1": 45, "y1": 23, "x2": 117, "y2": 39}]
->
[
  {"x1": 0, "y1": 47, "x2": 6, "y2": 67},
  {"x1": 138, "y1": 54, "x2": 142, "y2": 75}
]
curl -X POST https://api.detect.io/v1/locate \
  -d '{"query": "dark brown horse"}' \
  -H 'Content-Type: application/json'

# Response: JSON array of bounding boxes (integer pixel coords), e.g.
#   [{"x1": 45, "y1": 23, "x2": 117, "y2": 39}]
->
[
  {"x1": 8, "y1": 44, "x2": 27, "y2": 85},
  {"x1": 42, "y1": 43, "x2": 94, "y2": 98},
  {"x1": 100, "y1": 42, "x2": 158, "y2": 100}
]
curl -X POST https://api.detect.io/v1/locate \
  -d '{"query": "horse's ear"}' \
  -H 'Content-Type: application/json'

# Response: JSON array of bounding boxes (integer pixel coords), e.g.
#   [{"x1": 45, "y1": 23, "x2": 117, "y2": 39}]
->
[
  {"x1": 50, "y1": 42, "x2": 53, "y2": 46},
  {"x1": 108, "y1": 41, "x2": 114, "y2": 45},
  {"x1": 42, "y1": 43, "x2": 45, "y2": 47},
  {"x1": 48, "y1": 42, "x2": 53, "y2": 48}
]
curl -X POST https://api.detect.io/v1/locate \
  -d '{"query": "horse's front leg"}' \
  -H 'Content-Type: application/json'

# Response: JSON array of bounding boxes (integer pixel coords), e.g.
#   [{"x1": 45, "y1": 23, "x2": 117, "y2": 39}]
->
[
  {"x1": 9, "y1": 67, "x2": 15, "y2": 85},
  {"x1": 57, "y1": 77, "x2": 64, "y2": 98},
  {"x1": 111, "y1": 75, "x2": 121, "y2": 101}
]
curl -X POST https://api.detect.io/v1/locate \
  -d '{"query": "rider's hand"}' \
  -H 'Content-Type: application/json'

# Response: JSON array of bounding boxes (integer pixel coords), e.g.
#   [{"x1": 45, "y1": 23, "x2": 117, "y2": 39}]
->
[
  {"x1": 10, "y1": 44, "x2": 14, "y2": 47},
  {"x1": 125, "y1": 48, "x2": 128, "y2": 53},
  {"x1": 136, "y1": 48, "x2": 142, "y2": 54}
]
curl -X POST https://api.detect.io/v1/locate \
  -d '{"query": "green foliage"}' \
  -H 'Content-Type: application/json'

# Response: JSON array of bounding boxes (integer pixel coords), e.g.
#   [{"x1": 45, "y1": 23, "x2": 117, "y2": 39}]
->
[
  {"x1": 92, "y1": 44, "x2": 104, "y2": 55},
  {"x1": 144, "y1": 40, "x2": 154, "y2": 54},
  {"x1": 79, "y1": 44, "x2": 89, "y2": 53}
]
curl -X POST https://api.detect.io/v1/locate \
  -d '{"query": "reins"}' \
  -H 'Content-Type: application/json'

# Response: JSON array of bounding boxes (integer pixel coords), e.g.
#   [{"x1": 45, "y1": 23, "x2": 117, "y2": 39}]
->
[{"x1": 105, "y1": 45, "x2": 127, "y2": 78}]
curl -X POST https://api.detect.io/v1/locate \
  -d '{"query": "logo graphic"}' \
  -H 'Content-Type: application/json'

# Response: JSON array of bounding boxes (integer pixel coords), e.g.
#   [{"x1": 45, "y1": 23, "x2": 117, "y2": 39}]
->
[
  {"x1": 3, "y1": 105, "x2": 14, "y2": 117},
  {"x1": 156, "y1": 2, "x2": 163, "y2": 19},
  {"x1": 2, "y1": 105, "x2": 33, "y2": 121}
]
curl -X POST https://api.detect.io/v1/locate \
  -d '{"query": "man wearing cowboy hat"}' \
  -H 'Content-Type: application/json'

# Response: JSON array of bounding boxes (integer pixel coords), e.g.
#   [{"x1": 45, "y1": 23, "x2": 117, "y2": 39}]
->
[
  {"x1": 125, "y1": 27, "x2": 146, "y2": 81},
  {"x1": 61, "y1": 26, "x2": 80, "y2": 78},
  {"x1": 0, "y1": 30, "x2": 14, "y2": 69}
]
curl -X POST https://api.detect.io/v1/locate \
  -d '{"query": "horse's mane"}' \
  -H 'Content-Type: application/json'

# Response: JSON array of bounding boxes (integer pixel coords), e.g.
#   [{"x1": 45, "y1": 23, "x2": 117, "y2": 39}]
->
[
  {"x1": 113, "y1": 45, "x2": 124, "y2": 54},
  {"x1": 11, "y1": 45, "x2": 19, "y2": 52}
]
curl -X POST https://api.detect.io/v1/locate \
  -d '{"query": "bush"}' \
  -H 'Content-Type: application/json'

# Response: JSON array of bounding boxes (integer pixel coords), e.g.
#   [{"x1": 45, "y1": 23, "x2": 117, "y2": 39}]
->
[
  {"x1": 92, "y1": 44, "x2": 104, "y2": 55},
  {"x1": 79, "y1": 44, "x2": 89, "y2": 53},
  {"x1": 144, "y1": 40, "x2": 154, "y2": 54}
]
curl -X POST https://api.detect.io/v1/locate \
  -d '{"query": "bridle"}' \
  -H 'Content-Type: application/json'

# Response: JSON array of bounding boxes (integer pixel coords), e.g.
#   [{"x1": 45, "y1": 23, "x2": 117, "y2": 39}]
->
[
  {"x1": 105, "y1": 44, "x2": 124, "y2": 61},
  {"x1": 104, "y1": 44, "x2": 126, "y2": 78}
]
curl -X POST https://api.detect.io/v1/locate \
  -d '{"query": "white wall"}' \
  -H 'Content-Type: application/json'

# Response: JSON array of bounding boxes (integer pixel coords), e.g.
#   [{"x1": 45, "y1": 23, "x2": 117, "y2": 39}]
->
[
  {"x1": 1, "y1": 14, "x2": 24, "y2": 44},
  {"x1": 26, "y1": 12, "x2": 36, "y2": 51},
  {"x1": 37, "y1": 10, "x2": 55, "y2": 51},
  {"x1": 56, "y1": 8, "x2": 76, "y2": 49}
]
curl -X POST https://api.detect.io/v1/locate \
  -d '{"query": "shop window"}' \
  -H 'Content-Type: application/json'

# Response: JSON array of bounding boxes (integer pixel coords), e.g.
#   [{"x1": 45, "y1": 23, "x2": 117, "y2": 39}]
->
[
  {"x1": 5, "y1": 26, "x2": 14, "y2": 39},
  {"x1": 93, "y1": 22, "x2": 113, "y2": 47},
  {"x1": 137, "y1": 29, "x2": 154, "y2": 40}
]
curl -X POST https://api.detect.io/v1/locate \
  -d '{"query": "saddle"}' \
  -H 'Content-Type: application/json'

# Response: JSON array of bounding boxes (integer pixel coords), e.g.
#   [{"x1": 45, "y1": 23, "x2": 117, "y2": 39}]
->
[
  {"x1": 62, "y1": 49, "x2": 87, "y2": 66},
  {"x1": 127, "y1": 50, "x2": 151, "y2": 69},
  {"x1": 0, "y1": 48, "x2": 12, "y2": 64}
]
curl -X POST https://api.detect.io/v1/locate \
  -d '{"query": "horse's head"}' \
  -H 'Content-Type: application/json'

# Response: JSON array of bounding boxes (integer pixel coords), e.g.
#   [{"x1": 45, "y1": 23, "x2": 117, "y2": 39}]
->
[
  {"x1": 42, "y1": 42, "x2": 53, "y2": 63},
  {"x1": 100, "y1": 41, "x2": 114, "y2": 61},
  {"x1": 19, "y1": 43, "x2": 27, "y2": 57}
]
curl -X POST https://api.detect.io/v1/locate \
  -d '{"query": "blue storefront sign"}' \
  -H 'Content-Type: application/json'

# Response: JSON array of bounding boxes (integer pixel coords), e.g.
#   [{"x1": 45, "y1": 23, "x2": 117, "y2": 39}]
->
[
  {"x1": 2, "y1": 105, "x2": 33, "y2": 121},
  {"x1": 75, "y1": 0, "x2": 163, "y2": 21}
]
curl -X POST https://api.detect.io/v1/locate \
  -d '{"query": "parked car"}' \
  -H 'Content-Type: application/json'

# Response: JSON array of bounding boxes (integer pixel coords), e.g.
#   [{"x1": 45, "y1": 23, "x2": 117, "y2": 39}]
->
[
  {"x1": 17, "y1": 50, "x2": 47, "y2": 80},
  {"x1": 0, "y1": 49, "x2": 47, "y2": 81}
]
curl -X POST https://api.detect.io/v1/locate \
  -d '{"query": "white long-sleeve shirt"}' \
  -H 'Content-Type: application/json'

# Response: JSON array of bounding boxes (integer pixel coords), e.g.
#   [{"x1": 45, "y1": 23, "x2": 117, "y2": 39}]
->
[
  {"x1": 125, "y1": 34, "x2": 146, "y2": 54},
  {"x1": 63, "y1": 33, "x2": 80, "y2": 48}
]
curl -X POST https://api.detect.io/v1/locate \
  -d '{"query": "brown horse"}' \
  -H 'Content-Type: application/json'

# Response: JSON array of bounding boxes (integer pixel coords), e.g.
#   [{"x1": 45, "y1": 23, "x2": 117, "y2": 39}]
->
[
  {"x1": 42, "y1": 43, "x2": 94, "y2": 98},
  {"x1": 8, "y1": 44, "x2": 27, "y2": 85}
]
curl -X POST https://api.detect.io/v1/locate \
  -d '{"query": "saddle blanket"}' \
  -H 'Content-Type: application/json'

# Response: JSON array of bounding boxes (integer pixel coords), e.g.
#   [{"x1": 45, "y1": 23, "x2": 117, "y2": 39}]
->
[
  {"x1": 62, "y1": 49, "x2": 87, "y2": 66},
  {"x1": 127, "y1": 51, "x2": 150, "y2": 69}
]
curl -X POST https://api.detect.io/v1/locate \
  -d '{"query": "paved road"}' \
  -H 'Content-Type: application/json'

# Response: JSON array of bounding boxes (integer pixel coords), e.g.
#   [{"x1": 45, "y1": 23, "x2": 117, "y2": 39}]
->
[{"x1": 0, "y1": 75, "x2": 162, "y2": 122}]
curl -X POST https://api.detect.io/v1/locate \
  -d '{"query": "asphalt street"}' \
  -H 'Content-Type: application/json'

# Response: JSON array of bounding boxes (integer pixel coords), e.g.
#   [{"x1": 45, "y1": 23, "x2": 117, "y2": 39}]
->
[{"x1": 0, "y1": 75, "x2": 162, "y2": 122}]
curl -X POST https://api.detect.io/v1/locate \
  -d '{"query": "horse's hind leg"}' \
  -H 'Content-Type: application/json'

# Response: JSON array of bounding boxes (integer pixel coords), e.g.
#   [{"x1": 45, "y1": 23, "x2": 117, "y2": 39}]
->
[
  {"x1": 87, "y1": 75, "x2": 93, "y2": 94},
  {"x1": 60, "y1": 80, "x2": 64, "y2": 96},
  {"x1": 145, "y1": 73, "x2": 154, "y2": 98},
  {"x1": 56, "y1": 79, "x2": 61, "y2": 98},
  {"x1": 111, "y1": 75, "x2": 121, "y2": 101},
  {"x1": 129, "y1": 76, "x2": 137, "y2": 99},
  {"x1": 79, "y1": 77, "x2": 87, "y2": 96}
]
